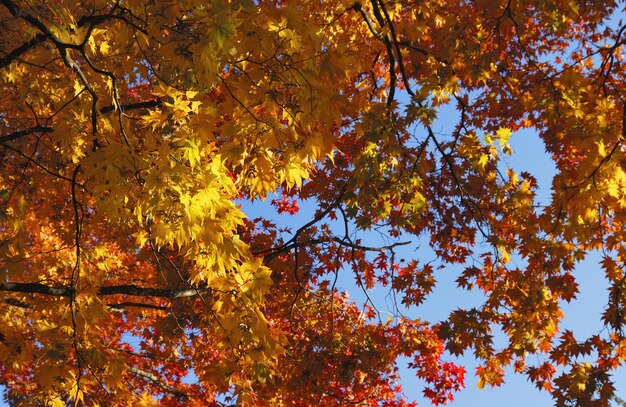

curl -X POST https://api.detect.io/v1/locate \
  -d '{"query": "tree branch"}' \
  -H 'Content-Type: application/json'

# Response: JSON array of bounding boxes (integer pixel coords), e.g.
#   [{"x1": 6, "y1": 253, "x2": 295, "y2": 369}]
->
[
  {"x1": 106, "y1": 301, "x2": 168, "y2": 311},
  {"x1": 0, "y1": 282, "x2": 212, "y2": 299},
  {"x1": 352, "y1": 2, "x2": 383, "y2": 40},
  {"x1": 0, "y1": 32, "x2": 49, "y2": 69},
  {"x1": 4, "y1": 298, "x2": 30, "y2": 308},
  {"x1": 0, "y1": 125, "x2": 53, "y2": 143},
  {"x1": 99, "y1": 99, "x2": 161, "y2": 114},
  {"x1": 0, "y1": 282, "x2": 71, "y2": 296},
  {"x1": 3, "y1": 296, "x2": 168, "y2": 311},
  {"x1": 127, "y1": 366, "x2": 189, "y2": 401},
  {"x1": 0, "y1": 100, "x2": 160, "y2": 145}
]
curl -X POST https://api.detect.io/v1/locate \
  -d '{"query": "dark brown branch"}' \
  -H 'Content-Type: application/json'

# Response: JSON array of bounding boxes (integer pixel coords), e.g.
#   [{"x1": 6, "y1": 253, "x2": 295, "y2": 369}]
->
[
  {"x1": 377, "y1": 0, "x2": 414, "y2": 97},
  {"x1": 0, "y1": 282, "x2": 212, "y2": 299},
  {"x1": 80, "y1": 52, "x2": 131, "y2": 146},
  {"x1": 427, "y1": 129, "x2": 491, "y2": 240},
  {"x1": 112, "y1": 347, "x2": 152, "y2": 359},
  {"x1": 564, "y1": 103, "x2": 626, "y2": 191},
  {"x1": 69, "y1": 164, "x2": 84, "y2": 387},
  {"x1": 128, "y1": 366, "x2": 189, "y2": 401},
  {"x1": 76, "y1": 5, "x2": 149, "y2": 36},
  {"x1": 0, "y1": 100, "x2": 160, "y2": 144},
  {"x1": 397, "y1": 40, "x2": 429, "y2": 56},
  {"x1": 0, "y1": 0, "x2": 80, "y2": 52},
  {"x1": 99, "y1": 99, "x2": 161, "y2": 114},
  {"x1": 98, "y1": 284, "x2": 211, "y2": 299},
  {"x1": 0, "y1": 0, "x2": 99, "y2": 141},
  {"x1": 106, "y1": 302, "x2": 168, "y2": 311},
  {"x1": 259, "y1": 189, "x2": 346, "y2": 261},
  {"x1": 0, "y1": 141, "x2": 83, "y2": 185},
  {"x1": 258, "y1": 237, "x2": 411, "y2": 258},
  {"x1": 0, "y1": 282, "x2": 71, "y2": 296},
  {"x1": 359, "y1": 0, "x2": 396, "y2": 106},
  {"x1": 3, "y1": 297, "x2": 168, "y2": 311},
  {"x1": 4, "y1": 298, "x2": 30, "y2": 308},
  {"x1": 352, "y1": 2, "x2": 383, "y2": 40},
  {"x1": 331, "y1": 237, "x2": 410, "y2": 252},
  {"x1": 0, "y1": 126, "x2": 53, "y2": 143},
  {"x1": 0, "y1": 33, "x2": 48, "y2": 69},
  {"x1": 369, "y1": 0, "x2": 386, "y2": 26}
]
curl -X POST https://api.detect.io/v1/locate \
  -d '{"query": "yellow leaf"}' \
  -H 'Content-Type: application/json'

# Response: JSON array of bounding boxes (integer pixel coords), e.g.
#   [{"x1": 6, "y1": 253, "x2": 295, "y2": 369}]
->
[
  {"x1": 73, "y1": 80, "x2": 84, "y2": 96},
  {"x1": 496, "y1": 127, "x2": 513, "y2": 145},
  {"x1": 283, "y1": 162, "x2": 309, "y2": 188},
  {"x1": 47, "y1": 398, "x2": 65, "y2": 407},
  {"x1": 132, "y1": 230, "x2": 148, "y2": 247},
  {"x1": 99, "y1": 41, "x2": 111, "y2": 55},
  {"x1": 477, "y1": 153, "x2": 489, "y2": 170},
  {"x1": 69, "y1": 386, "x2": 85, "y2": 405},
  {"x1": 181, "y1": 138, "x2": 202, "y2": 169}
]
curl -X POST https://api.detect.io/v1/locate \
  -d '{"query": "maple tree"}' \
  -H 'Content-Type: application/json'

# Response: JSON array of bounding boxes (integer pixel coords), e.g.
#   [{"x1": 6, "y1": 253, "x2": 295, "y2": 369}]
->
[{"x1": 1, "y1": 0, "x2": 626, "y2": 405}]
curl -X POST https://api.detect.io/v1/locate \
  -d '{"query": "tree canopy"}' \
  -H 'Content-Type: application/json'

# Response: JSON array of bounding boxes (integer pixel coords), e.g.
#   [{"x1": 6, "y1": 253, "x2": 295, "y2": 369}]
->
[{"x1": 1, "y1": 0, "x2": 626, "y2": 405}]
